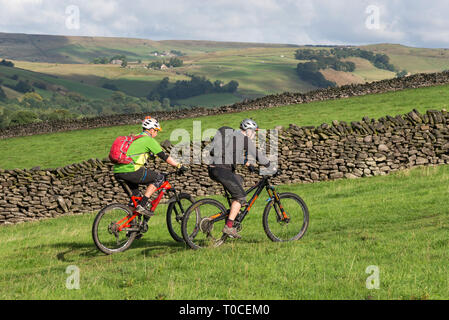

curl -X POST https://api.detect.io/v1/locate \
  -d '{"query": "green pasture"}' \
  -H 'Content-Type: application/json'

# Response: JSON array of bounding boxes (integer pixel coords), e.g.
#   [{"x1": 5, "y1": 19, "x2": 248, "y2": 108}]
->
[{"x1": 0, "y1": 165, "x2": 448, "y2": 299}]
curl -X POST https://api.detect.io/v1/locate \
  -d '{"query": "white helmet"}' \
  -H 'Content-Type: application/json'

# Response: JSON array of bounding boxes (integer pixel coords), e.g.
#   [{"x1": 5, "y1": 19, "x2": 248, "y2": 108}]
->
[
  {"x1": 240, "y1": 118, "x2": 259, "y2": 131},
  {"x1": 142, "y1": 116, "x2": 162, "y2": 131}
]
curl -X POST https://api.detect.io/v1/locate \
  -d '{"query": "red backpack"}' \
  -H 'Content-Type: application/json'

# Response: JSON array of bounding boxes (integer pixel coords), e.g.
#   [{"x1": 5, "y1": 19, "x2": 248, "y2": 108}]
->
[{"x1": 109, "y1": 135, "x2": 144, "y2": 165}]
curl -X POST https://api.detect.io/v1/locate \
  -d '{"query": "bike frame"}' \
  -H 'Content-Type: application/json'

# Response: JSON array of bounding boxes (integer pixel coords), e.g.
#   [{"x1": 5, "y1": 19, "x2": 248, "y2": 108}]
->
[
  {"x1": 115, "y1": 177, "x2": 176, "y2": 232},
  {"x1": 209, "y1": 175, "x2": 290, "y2": 225}
]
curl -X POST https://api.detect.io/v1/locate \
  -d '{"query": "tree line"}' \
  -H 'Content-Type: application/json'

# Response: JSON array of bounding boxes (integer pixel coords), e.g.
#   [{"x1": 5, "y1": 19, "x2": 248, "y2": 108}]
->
[
  {"x1": 0, "y1": 59, "x2": 14, "y2": 67},
  {"x1": 295, "y1": 48, "x2": 396, "y2": 72},
  {"x1": 91, "y1": 55, "x2": 128, "y2": 65},
  {"x1": 330, "y1": 48, "x2": 396, "y2": 71},
  {"x1": 295, "y1": 49, "x2": 356, "y2": 72},
  {"x1": 147, "y1": 76, "x2": 239, "y2": 102},
  {"x1": 148, "y1": 57, "x2": 184, "y2": 69},
  {"x1": 296, "y1": 63, "x2": 337, "y2": 88},
  {"x1": 294, "y1": 48, "x2": 406, "y2": 88}
]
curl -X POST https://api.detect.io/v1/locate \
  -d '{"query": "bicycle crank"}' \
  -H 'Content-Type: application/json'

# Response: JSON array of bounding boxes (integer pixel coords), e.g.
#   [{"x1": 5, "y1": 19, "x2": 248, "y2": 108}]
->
[{"x1": 199, "y1": 217, "x2": 214, "y2": 234}]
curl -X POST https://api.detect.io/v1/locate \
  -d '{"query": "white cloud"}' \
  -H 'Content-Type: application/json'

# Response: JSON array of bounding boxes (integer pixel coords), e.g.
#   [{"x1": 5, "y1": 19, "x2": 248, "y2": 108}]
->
[{"x1": 0, "y1": 0, "x2": 448, "y2": 47}]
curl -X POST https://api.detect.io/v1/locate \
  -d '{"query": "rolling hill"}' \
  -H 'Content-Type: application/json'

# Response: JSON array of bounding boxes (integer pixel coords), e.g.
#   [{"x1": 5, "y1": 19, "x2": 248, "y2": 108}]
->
[
  {"x1": 2, "y1": 33, "x2": 449, "y2": 108},
  {"x1": 0, "y1": 32, "x2": 299, "y2": 64}
]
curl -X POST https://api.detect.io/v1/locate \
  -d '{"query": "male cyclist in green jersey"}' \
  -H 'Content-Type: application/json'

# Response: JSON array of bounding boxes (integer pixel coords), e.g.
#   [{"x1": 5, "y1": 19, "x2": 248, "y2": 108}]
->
[{"x1": 114, "y1": 116, "x2": 186, "y2": 217}]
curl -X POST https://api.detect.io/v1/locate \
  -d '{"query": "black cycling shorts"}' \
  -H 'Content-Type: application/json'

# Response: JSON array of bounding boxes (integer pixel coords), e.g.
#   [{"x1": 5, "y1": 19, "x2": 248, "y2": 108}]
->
[
  {"x1": 208, "y1": 166, "x2": 247, "y2": 205},
  {"x1": 115, "y1": 168, "x2": 165, "y2": 196}
]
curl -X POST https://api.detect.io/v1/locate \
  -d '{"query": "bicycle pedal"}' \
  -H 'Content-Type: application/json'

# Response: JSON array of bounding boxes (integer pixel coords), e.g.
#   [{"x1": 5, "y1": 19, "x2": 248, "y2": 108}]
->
[
  {"x1": 140, "y1": 222, "x2": 149, "y2": 234},
  {"x1": 135, "y1": 233, "x2": 143, "y2": 240}
]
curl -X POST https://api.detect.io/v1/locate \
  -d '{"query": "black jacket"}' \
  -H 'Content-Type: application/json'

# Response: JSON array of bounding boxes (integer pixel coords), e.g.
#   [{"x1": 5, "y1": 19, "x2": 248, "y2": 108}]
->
[{"x1": 208, "y1": 127, "x2": 270, "y2": 171}]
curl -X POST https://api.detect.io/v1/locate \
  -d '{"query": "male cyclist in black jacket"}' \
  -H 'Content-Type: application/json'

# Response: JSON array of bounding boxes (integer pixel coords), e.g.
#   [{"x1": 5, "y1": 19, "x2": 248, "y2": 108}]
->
[{"x1": 208, "y1": 119, "x2": 274, "y2": 239}]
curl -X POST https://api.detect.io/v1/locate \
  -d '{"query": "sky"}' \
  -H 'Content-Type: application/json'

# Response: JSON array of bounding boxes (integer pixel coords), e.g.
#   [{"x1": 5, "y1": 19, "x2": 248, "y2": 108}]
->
[{"x1": 0, "y1": 0, "x2": 448, "y2": 48}]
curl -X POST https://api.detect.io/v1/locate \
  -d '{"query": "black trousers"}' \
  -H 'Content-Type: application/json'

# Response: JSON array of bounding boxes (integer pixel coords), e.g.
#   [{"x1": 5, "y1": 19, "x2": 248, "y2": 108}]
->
[
  {"x1": 208, "y1": 166, "x2": 247, "y2": 204},
  {"x1": 115, "y1": 167, "x2": 164, "y2": 196}
]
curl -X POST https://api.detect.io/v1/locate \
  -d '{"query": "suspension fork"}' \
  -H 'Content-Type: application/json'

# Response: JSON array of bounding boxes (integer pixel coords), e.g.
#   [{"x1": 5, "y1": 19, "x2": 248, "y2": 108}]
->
[
  {"x1": 266, "y1": 186, "x2": 289, "y2": 221},
  {"x1": 169, "y1": 189, "x2": 185, "y2": 221}
]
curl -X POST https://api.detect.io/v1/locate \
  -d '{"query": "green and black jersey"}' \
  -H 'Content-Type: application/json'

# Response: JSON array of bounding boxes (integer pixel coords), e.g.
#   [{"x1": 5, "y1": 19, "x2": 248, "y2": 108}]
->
[{"x1": 113, "y1": 133, "x2": 165, "y2": 174}]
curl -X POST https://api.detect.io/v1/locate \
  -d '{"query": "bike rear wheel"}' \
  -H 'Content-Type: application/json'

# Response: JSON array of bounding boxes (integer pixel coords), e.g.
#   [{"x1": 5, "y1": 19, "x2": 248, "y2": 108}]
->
[
  {"x1": 92, "y1": 203, "x2": 138, "y2": 255},
  {"x1": 181, "y1": 198, "x2": 228, "y2": 250},
  {"x1": 263, "y1": 192, "x2": 309, "y2": 242},
  {"x1": 166, "y1": 193, "x2": 195, "y2": 242}
]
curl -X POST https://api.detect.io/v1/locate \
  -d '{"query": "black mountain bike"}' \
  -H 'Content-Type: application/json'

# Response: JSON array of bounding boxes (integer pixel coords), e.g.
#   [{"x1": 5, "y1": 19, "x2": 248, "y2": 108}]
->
[
  {"x1": 92, "y1": 171, "x2": 194, "y2": 255},
  {"x1": 181, "y1": 170, "x2": 309, "y2": 249}
]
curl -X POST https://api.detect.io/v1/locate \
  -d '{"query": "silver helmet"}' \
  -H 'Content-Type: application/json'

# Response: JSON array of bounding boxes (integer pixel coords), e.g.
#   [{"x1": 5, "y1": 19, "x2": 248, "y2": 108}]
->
[
  {"x1": 142, "y1": 116, "x2": 162, "y2": 131},
  {"x1": 240, "y1": 118, "x2": 259, "y2": 131}
]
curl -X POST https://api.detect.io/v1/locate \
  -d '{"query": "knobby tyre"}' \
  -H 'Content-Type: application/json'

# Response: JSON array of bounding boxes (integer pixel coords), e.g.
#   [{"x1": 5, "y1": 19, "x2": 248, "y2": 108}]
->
[
  {"x1": 92, "y1": 203, "x2": 138, "y2": 255},
  {"x1": 166, "y1": 193, "x2": 195, "y2": 242},
  {"x1": 181, "y1": 198, "x2": 228, "y2": 250},
  {"x1": 263, "y1": 192, "x2": 309, "y2": 242}
]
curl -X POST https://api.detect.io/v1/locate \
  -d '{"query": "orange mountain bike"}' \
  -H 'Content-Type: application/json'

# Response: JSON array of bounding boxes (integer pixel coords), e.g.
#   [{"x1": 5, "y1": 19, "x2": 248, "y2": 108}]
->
[
  {"x1": 181, "y1": 170, "x2": 309, "y2": 249},
  {"x1": 92, "y1": 171, "x2": 194, "y2": 255}
]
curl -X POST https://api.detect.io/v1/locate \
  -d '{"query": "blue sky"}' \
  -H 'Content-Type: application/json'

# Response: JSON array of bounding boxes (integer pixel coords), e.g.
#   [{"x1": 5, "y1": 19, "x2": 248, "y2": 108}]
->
[{"x1": 0, "y1": 0, "x2": 448, "y2": 48}]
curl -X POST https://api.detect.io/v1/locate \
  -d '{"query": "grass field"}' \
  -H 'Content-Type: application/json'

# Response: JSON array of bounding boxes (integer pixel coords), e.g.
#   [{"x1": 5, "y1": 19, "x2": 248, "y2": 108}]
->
[
  {"x1": 348, "y1": 57, "x2": 396, "y2": 83},
  {"x1": 1, "y1": 83, "x2": 449, "y2": 170},
  {"x1": 179, "y1": 47, "x2": 316, "y2": 96},
  {"x1": 1, "y1": 165, "x2": 448, "y2": 299}
]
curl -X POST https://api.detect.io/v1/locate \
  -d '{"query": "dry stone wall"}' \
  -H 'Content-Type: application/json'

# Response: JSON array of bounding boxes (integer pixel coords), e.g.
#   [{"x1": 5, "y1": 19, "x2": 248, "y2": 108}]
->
[
  {"x1": 1, "y1": 108, "x2": 449, "y2": 225},
  {"x1": 1, "y1": 71, "x2": 449, "y2": 139}
]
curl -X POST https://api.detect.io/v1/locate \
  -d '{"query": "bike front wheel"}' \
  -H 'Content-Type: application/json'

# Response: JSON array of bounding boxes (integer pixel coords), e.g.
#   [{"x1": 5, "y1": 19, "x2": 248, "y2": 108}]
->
[
  {"x1": 181, "y1": 198, "x2": 228, "y2": 250},
  {"x1": 166, "y1": 193, "x2": 195, "y2": 242},
  {"x1": 92, "y1": 203, "x2": 139, "y2": 255},
  {"x1": 263, "y1": 192, "x2": 309, "y2": 242}
]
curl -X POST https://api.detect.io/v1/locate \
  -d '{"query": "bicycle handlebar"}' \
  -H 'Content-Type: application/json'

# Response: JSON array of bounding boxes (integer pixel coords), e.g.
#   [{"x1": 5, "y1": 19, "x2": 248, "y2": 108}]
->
[
  {"x1": 162, "y1": 167, "x2": 189, "y2": 179},
  {"x1": 247, "y1": 165, "x2": 281, "y2": 178},
  {"x1": 272, "y1": 169, "x2": 282, "y2": 178}
]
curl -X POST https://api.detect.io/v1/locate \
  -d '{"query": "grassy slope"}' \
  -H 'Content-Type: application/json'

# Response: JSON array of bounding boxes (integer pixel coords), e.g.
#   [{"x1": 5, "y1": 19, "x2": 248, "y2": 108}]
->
[
  {"x1": 0, "y1": 165, "x2": 448, "y2": 299},
  {"x1": 0, "y1": 65, "x2": 114, "y2": 100},
  {"x1": 1, "y1": 83, "x2": 448, "y2": 170},
  {"x1": 363, "y1": 44, "x2": 449, "y2": 74},
  {"x1": 12, "y1": 61, "x2": 192, "y2": 98},
  {"x1": 58, "y1": 38, "x2": 299, "y2": 63},
  {"x1": 173, "y1": 93, "x2": 243, "y2": 107},
  {"x1": 0, "y1": 85, "x2": 22, "y2": 100},
  {"x1": 0, "y1": 33, "x2": 298, "y2": 64},
  {"x1": 179, "y1": 47, "x2": 317, "y2": 97},
  {"x1": 346, "y1": 57, "x2": 396, "y2": 82}
]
